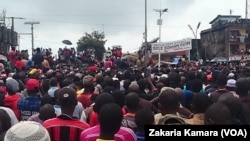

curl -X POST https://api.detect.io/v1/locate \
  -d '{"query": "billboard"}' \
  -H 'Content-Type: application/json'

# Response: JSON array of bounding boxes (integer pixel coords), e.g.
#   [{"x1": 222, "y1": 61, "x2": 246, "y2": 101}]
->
[{"x1": 151, "y1": 38, "x2": 192, "y2": 53}]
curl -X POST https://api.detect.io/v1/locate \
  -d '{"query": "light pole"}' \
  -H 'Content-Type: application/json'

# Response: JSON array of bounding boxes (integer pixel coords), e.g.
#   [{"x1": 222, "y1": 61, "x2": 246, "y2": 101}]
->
[
  {"x1": 24, "y1": 21, "x2": 40, "y2": 56},
  {"x1": 144, "y1": 0, "x2": 149, "y2": 67},
  {"x1": 188, "y1": 22, "x2": 201, "y2": 60},
  {"x1": 154, "y1": 8, "x2": 168, "y2": 69}
]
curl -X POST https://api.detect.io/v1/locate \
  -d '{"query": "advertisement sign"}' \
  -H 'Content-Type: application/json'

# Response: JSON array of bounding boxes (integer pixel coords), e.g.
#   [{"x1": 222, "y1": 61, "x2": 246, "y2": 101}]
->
[{"x1": 151, "y1": 38, "x2": 192, "y2": 53}]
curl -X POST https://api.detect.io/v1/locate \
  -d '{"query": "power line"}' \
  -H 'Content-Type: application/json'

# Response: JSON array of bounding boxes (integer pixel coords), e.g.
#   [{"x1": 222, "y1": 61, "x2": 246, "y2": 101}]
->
[
  {"x1": 8, "y1": 11, "x2": 156, "y2": 17},
  {"x1": 30, "y1": 18, "x2": 145, "y2": 27},
  {"x1": 20, "y1": 37, "x2": 66, "y2": 45},
  {"x1": 23, "y1": 17, "x2": 194, "y2": 28}
]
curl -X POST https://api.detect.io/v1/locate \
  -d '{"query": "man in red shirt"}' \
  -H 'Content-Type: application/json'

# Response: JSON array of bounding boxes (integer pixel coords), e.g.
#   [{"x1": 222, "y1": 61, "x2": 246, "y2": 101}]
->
[
  {"x1": 77, "y1": 75, "x2": 94, "y2": 109},
  {"x1": 104, "y1": 59, "x2": 113, "y2": 70},
  {"x1": 4, "y1": 78, "x2": 20, "y2": 120},
  {"x1": 43, "y1": 87, "x2": 89, "y2": 141},
  {"x1": 8, "y1": 47, "x2": 17, "y2": 70},
  {"x1": 80, "y1": 94, "x2": 137, "y2": 141},
  {"x1": 87, "y1": 62, "x2": 99, "y2": 72},
  {"x1": 15, "y1": 56, "x2": 25, "y2": 72}
]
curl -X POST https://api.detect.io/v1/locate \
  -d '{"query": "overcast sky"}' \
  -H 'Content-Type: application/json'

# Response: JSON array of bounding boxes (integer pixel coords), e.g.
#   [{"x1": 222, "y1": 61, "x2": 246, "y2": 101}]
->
[{"x1": 0, "y1": 0, "x2": 247, "y2": 56}]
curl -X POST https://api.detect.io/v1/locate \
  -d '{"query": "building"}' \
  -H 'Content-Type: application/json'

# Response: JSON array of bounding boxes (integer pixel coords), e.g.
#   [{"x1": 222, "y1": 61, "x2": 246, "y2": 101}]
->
[
  {"x1": 0, "y1": 11, "x2": 18, "y2": 56},
  {"x1": 0, "y1": 26, "x2": 18, "y2": 56},
  {"x1": 200, "y1": 15, "x2": 250, "y2": 61}
]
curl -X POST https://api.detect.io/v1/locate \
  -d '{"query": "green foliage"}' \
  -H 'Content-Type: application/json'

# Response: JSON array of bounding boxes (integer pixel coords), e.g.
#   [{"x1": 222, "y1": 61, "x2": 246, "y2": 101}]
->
[{"x1": 77, "y1": 31, "x2": 106, "y2": 61}]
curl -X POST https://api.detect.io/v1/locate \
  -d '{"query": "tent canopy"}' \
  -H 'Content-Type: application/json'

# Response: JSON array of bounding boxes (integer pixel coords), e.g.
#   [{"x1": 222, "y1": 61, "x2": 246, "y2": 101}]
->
[{"x1": 210, "y1": 57, "x2": 228, "y2": 62}]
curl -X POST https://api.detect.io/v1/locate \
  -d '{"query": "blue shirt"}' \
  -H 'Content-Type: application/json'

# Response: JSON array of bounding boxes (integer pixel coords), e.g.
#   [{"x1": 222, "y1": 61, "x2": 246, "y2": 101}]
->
[
  {"x1": 17, "y1": 96, "x2": 41, "y2": 120},
  {"x1": 48, "y1": 86, "x2": 59, "y2": 97},
  {"x1": 17, "y1": 96, "x2": 41, "y2": 111},
  {"x1": 182, "y1": 89, "x2": 193, "y2": 108}
]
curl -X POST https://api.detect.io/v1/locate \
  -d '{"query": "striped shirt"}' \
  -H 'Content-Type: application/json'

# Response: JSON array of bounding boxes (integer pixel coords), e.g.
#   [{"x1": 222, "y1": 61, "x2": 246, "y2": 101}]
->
[
  {"x1": 43, "y1": 114, "x2": 90, "y2": 141},
  {"x1": 80, "y1": 125, "x2": 137, "y2": 141}
]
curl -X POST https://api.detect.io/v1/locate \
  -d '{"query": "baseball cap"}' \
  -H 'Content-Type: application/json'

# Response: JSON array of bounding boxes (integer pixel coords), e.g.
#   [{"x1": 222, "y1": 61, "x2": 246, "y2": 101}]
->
[
  {"x1": 29, "y1": 68, "x2": 37, "y2": 75},
  {"x1": 26, "y1": 79, "x2": 40, "y2": 91},
  {"x1": 226, "y1": 79, "x2": 236, "y2": 88},
  {"x1": 57, "y1": 87, "x2": 77, "y2": 107},
  {"x1": 4, "y1": 121, "x2": 50, "y2": 141}
]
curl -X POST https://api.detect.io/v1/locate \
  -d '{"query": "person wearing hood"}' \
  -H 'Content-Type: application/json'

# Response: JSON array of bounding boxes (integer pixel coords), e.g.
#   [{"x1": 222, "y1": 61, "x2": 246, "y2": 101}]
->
[
  {"x1": 4, "y1": 78, "x2": 21, "y2": 120},
  {"x1": 18, "y1": 78, "x2": 41, "y2": 121}
]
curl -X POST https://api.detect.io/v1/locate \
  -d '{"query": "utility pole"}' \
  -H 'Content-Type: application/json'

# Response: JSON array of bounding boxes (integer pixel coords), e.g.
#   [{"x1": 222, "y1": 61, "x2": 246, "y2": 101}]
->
[
  {"x1": 154, "y1": 8, "x2": 168, "y2": 69},
  {"x1": 5, "y1": 17, "x2": 24, "y2": 48},
  {"x1": 188, "y1": 22, "x2": 201, "y2": 60},
  {"x1": 144, "y1": 0, "x2": 148, "y2": 66},
  {"x1": 24, "y1": 21, "x2": 40, "y2": 56},
  {"x1": 246, "y1": 0, "x2": 249, "y2": 19}
]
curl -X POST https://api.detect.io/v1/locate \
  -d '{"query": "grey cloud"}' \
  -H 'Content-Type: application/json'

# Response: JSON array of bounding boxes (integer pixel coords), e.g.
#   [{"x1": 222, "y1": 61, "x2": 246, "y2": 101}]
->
[
  {"x1": 3, "y1": 0, "x2": 195, "y2": 35},
  {"x1": 1, "y1": 0, "x2": 196, "y2": 52}
]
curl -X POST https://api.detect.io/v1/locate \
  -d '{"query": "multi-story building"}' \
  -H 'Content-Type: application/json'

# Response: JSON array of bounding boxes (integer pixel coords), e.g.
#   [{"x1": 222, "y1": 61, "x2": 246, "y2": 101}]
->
[
  {"x1": 200, "y1": 15, "x2": 250, "y2": 61},
  {"x1": 0, "y1": 26, "x2": 18, "y2": 56}
]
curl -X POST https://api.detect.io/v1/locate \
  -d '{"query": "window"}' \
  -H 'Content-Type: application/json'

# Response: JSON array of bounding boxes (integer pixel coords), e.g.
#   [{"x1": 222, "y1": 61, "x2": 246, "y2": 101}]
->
[
  {"x1": 230, "y1": 30, "x2": 240, "y2": 36},
  {"x1": 230, "y1": 44, "x2": 239, "y2": 55},
  {"x1": 230, "y1": 30, "x2": 241, "y2": 40}
]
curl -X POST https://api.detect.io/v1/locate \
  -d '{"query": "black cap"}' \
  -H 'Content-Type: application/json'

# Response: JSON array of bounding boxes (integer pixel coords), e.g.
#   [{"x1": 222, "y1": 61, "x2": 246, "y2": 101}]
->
[{"x1": 58, "y1": 87, "x2": 77, "y2": 107}]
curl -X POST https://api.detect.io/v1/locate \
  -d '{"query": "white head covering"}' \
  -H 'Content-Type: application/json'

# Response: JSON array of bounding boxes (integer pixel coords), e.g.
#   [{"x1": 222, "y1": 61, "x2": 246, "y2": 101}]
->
[{"x1": 4, "y1": 121, "x2": 50, "y2": 141}]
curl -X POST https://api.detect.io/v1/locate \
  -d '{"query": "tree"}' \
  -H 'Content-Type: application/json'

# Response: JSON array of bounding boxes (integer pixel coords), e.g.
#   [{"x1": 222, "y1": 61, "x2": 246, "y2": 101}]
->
[{"x1": 77, "y1": 31, "x2": 106, "y2": 61}]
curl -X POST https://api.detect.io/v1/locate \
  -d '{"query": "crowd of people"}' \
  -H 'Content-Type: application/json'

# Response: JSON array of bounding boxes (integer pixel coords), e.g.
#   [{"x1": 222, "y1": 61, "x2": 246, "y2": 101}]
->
[{"x1": 0, "y1": 46, "x2": 249, "y2": 141}]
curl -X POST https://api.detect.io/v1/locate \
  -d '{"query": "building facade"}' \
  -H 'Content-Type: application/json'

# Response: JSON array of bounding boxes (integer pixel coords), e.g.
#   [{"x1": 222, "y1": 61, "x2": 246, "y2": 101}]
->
[
  {"x1": 0, "y1": 26, "x2": 18, "y2": 56},
  {"x1": 200, "y1": 15, "x2": 250, "y2": 61}
]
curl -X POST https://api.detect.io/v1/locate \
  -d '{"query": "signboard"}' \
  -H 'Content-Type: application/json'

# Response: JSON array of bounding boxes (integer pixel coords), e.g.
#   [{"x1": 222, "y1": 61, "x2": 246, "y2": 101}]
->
[
  {"x1": 229, "y1": 55, "x2": 249, "y2": 61},
  {"x1": 151, "y1": 38, "x2": 192, "y2": 53}
]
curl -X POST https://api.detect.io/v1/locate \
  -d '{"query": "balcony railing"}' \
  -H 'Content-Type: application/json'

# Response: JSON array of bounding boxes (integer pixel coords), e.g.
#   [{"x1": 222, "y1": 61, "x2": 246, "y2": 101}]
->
[{"x1": 229, "y1": 36, "x2": 240, "y2": 42}]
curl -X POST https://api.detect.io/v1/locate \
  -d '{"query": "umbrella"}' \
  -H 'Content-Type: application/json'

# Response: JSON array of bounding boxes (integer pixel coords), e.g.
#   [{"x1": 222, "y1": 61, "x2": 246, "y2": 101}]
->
[
  {"x1": 62, "y1": 40, "x2": 72, "y2": 45},
  {"x1": 149, "y1": 37, "x2": 159, "y2": 43}
]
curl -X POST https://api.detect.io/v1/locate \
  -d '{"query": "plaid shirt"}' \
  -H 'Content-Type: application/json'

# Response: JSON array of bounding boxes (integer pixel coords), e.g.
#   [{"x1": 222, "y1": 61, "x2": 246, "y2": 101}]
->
[{"x1": 17, "y1": 96, "x2": 41, "y2": 121}]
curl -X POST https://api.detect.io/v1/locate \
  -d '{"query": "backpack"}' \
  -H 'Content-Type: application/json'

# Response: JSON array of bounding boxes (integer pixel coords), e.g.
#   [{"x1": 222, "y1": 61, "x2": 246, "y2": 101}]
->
[{"x1": 158, "y1": 114, "x2": 186, "y2": 125}]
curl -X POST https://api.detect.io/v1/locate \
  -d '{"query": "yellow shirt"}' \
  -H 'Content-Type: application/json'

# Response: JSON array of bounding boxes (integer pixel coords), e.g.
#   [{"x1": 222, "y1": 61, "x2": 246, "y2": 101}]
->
[{"x1": 77, "y1": 89, "x2": 84, "y2": 95}]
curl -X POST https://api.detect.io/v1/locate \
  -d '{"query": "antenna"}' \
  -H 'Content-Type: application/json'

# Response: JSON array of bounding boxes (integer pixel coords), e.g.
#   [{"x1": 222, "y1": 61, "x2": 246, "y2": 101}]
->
[
  {"x1": 246, "y1": 0, "x2": 248, "y2": 19},
  {"x1": 229, "y1": 9, "x2": 233, "y2": 16},
  {"x1": 229, "y1": 9, "x2": 233, "y2": 22}
]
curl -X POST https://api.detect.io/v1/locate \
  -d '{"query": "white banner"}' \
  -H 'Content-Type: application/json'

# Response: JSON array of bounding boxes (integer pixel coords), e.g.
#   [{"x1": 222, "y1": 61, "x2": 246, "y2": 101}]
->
[{"x1": 151, "y1": 38, "x2": 192, "y2": 53}]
